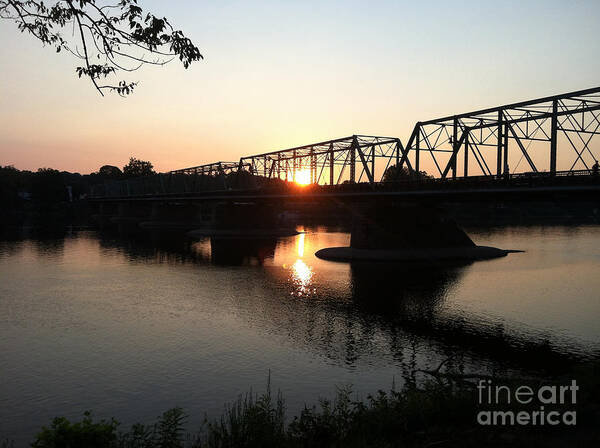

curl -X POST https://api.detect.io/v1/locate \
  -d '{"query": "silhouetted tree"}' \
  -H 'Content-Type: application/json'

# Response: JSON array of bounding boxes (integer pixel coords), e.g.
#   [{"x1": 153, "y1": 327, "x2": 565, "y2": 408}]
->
[
  {"x1": 0, "y1": 0, "x2": 203, "y2": 96},
  {"x1": 382, "y1": 163, "x2": 432, "y2": 182},
  {"x1": 30, "y1": 168, "x2": 66, "y2": 202},
  {"x1": 0, "y1": 165, "x2": 23, "y2": 206},
  {"x1": 123, "y1": 157, "x2": 155, "y2": 177},
  {"x1": 97, "y1": 165, "x2": 122, "y2": 178}
]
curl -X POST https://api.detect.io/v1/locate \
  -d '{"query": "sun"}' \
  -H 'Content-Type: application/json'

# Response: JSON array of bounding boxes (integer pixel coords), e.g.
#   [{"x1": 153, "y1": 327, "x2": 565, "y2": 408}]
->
[{"x1": 295, "y1": 169, "x2": 311, "y2": 185}]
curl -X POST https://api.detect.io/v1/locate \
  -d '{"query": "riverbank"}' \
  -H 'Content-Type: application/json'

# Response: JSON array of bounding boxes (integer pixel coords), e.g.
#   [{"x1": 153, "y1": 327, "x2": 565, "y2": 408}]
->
[{"x1": 4, "y1": 361, "x2": 599, "y2": 448}]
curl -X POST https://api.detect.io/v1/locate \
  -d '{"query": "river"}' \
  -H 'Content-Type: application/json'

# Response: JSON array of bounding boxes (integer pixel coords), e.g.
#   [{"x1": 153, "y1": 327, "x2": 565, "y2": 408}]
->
[{"x1": 1, "y1": 225, "x2": 599, "y2": 444}]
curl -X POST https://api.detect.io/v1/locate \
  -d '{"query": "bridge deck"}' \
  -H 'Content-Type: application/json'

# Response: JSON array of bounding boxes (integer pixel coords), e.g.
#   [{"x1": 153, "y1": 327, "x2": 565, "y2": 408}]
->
[{"x1": 90, "y1": 170, "x2": 600, "y2": 202}]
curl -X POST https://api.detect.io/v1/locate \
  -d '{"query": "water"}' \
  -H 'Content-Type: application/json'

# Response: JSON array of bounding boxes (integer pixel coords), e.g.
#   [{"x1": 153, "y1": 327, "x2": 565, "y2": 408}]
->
[{"x1": 1, "y1": 225, "x2": 599, "y2": 444}]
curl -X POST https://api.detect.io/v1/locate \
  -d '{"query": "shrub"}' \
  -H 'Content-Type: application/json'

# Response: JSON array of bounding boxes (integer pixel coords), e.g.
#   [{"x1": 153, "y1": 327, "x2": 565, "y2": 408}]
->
[{"x1": 31, "y1": 411, "x2": 118, "y2": 448}]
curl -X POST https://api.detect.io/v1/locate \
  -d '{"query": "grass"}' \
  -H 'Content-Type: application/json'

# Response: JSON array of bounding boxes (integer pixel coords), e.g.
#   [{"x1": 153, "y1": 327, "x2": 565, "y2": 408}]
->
[{"x1": 4, "y1": 362, "x2": 600, "y2": 448}]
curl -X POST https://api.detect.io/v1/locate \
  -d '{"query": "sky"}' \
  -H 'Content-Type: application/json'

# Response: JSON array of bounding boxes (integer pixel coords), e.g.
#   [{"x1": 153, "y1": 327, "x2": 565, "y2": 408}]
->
[{"x1": 1, "y1": 0, "x2": 599, "y2": 174}]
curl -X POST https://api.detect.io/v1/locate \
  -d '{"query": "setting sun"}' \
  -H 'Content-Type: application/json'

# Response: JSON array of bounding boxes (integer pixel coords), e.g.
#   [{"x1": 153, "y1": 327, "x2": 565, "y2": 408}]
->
[{"x1": 295, "y1": 169, "x2": 311, "y2": 185}]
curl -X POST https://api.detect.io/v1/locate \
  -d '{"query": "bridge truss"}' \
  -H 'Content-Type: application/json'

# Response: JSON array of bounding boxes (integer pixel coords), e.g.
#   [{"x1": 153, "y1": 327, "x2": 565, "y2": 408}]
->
[
  {"x1": 169, "y1": 161, "x2": 240, "y2": 176},
  {"x1": 92, "y1": 161, "x2": 244, "y2": 197},
  {"x1": 238, "y1": 135, "x2": 405, "y2": 185},
  {"x1": 398, "y1": 87, "x2": 600, "y2": 179},
  {"x1": 90, "y1": 87, "x2": 600, "y2": 198}
]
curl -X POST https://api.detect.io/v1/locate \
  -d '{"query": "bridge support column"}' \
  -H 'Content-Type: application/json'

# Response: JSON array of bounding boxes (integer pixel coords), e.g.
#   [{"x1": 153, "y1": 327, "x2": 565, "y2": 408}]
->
[
  {"x1": 104, "y1": 201, "x2": 151, "y2": 234},
  {"x1": 349, "y1": 203, "x2": 475, "y2": 250},
  {"x1": 316, "y1": 202, "x2": 514, "y2": 262},
  {"x1": 187, "y1": 201, "x2": 298, "y2": 239},
  {"x1": 91, "y1": 201, "x2": 119, "y2": 230},
  {"x1": 139, "y1": 202, "x2": 200, "y2": 231}
]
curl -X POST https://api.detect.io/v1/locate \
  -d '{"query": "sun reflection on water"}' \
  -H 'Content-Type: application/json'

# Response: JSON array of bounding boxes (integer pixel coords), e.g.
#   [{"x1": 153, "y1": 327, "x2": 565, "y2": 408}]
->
[
  {"x1": 289, "y1": 232, "x2": 314, "y2": 296},
  {"x1": 291, "y1": 259, "x2": 314, "y2": 296},
  {"x1": 297, "y1": 232, "x2": 305, "y2": 257},
  {"x1": 292, "y1": 258, "x2": 312, "y2": 283}
]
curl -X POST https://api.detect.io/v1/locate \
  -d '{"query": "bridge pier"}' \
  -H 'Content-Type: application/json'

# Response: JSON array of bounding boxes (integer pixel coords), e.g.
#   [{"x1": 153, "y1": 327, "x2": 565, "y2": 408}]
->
[
  {"x1": 91, "y1": 201, "x2": 119, "y2": 230},
  {"x1": 187, "y1": 201, "x2": 298, "y2": 239},
  {"x1": 349, "y1": 203, "x2": 475, "y2": 250},
  {"x1": 109, "y1": 201, "x2": 154, "y2": 234},
  {"x1": 317, "y1": 203, "x2": 516, "y2": 262},
  {"x1": 138, "y1": 202, "x2": 200, "y2": 231},
  {"x1": 209, "y1": 237, "x2": 277, "y2": 265}
]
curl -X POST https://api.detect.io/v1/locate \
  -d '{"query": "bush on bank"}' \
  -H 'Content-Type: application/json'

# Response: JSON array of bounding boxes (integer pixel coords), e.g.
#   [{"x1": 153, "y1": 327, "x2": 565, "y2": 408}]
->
[
  {"x1": 3, "y1": 361, "x2": 599, "y2": 448},
  {"x1": 7, "y1": 382, "x2": 473, "y2": 448}
]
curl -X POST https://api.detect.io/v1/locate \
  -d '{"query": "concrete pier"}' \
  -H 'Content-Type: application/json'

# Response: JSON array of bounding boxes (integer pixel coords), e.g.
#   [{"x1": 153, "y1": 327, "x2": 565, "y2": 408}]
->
[{"x1": 316, "y1": 204, "x2": 518, "y2": 262}]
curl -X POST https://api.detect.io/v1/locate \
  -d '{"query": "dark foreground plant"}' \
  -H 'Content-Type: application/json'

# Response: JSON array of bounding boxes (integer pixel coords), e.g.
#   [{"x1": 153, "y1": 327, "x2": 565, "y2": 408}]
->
[
  {"x1": 30, "y1": 411, "x2": 118, "y2": 448},
  {"x1": 197, "y1": 381, "x2": 286, "y2": 448},
  {"x1": 9, "y1": 361, "x2": 600, "y2": 448},
  {"x1": 20, "y1": 381, "x2": 475, "y2": 448},
  {"x1": 30, "y1": 408, "x2": 187, "y2": 448}
]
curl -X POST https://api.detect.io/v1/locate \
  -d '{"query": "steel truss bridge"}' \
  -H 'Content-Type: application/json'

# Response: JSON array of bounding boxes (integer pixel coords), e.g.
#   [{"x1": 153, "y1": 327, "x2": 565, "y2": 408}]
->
[
  {"x1": 239, "y1": 135, "x2": 402, "y2": 185},
  {"x1": 401, "y1": 86, "x2": 600, "y2": 179},
  {"x1": 91, "y1": 87, "x2": 600, "y2": 199}
]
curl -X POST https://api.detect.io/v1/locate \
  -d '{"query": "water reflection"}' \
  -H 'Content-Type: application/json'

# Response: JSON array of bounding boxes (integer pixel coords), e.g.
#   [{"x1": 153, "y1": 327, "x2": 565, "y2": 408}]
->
[
  {"x1": 289, "y1": 259, "x2": 314, "y2": 297},
  {"x1": 24, "y1": 230, "x2": 467, "y2": 371},
  {"x1": 257, "y1": 257, "x2": 471, "y2": 369},
  {"x1": 95, "y1": 231, "x2": 281, "y2": 267},
  {"x1": 297, "y1": 232, "x2": 305, "y2": 257},
  {"x1": 207, "y1": 238, "x2": 277, "y2": 265},
  {"x1": 346, "y1": 262, "x2": 582, "y2": 369},
  {"x1": 0, "y1": 228, "x2": 69, "y2": 260},
  {"x1": 81, "y1": 227, "x2": 598, "y2": 368},
  {"x1": 2, "y1": 225, "x2": 599, "y2": 444},
  {"x1": 286, "y1": 232, "x2": 315, "y2": 297},
  {"x1": 98, "y1": 231, "x2": 209, "y2": 264},
  {"x1": 4, "y1": 227, "x2": 597, "y2": 373},
  {"x1": 349, "y1": 262, "x2": 461, "y2": 315}
]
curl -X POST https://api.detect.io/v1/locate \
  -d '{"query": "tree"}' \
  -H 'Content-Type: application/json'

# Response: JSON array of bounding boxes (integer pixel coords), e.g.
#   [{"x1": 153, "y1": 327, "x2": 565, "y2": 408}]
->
[
  {"x1": 31, "y1": 167, "x2": 66, "y2": 202},
  {"x1": 96, "y1": 164, "x2": 122, "y2": 178},
  {"x1": 0, "y1": 0, "x2": 203, "y2": 96},
  {"x1": 122, "y1": 157, "x2": 154, "y2": 177},
  {"x1": 0, "y1": 165, "x2": 22, "y2": 205},
  {"x1": 382, "y1": 163, "x2": 432, "y2": 182}
]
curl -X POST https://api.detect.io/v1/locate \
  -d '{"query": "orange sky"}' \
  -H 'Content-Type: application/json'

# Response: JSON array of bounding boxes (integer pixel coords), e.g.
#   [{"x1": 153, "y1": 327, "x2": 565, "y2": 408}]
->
[{"x1": 1, "y1": 0, "x2": 599, "y2": 174}]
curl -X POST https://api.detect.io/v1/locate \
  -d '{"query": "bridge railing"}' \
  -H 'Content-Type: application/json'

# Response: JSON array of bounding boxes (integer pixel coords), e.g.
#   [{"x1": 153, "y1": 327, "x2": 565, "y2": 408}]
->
[
  {"x1": 89, "y1": 168, "x2": 598, "y2": 199},
  {"x1": 89, "y1": 170, "x2": 289, "y2": 198}
]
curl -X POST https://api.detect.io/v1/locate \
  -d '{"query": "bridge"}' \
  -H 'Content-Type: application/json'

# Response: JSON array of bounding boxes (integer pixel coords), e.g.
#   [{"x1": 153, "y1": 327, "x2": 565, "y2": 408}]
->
[
  {"x1": 90, "y1": 87, "x2": 600, "y2": 261},
  {"x1": 91, "y1": 86, "x2": 600, "y2": 200}
]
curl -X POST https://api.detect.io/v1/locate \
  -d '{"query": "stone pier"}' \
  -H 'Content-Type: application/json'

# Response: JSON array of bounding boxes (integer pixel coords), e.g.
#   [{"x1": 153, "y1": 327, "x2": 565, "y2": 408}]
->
[{"x1": 316, "y1": 203, "x2": 518, "y2": 262}]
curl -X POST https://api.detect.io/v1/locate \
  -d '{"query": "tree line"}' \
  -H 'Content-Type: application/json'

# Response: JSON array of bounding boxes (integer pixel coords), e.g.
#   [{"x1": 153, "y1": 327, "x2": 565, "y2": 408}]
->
[
  {"x1": 0, "y1": 158, "x2": 156, "y2": 206},
  {"x1": 1, "y1": 159, "x2": 433, "y2": 207}
]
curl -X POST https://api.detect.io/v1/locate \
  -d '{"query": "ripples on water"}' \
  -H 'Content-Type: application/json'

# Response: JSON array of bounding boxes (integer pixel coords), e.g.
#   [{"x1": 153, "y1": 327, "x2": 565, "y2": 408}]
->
[{"x1": 1, "y1": 225, "x2": 599, "y2": 444}]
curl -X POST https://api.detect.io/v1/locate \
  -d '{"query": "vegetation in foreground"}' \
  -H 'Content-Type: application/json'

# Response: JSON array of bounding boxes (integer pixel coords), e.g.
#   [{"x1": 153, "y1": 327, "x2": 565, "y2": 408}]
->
[{"x1": 2, "y1": 361, "x2": 599, "y2": 448}]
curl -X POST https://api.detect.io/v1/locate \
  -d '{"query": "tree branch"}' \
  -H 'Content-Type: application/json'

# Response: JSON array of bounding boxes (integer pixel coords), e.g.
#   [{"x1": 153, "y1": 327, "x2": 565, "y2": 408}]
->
[{"x1": 1, "y1": 0, "x2": 203, "y2": 96}]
